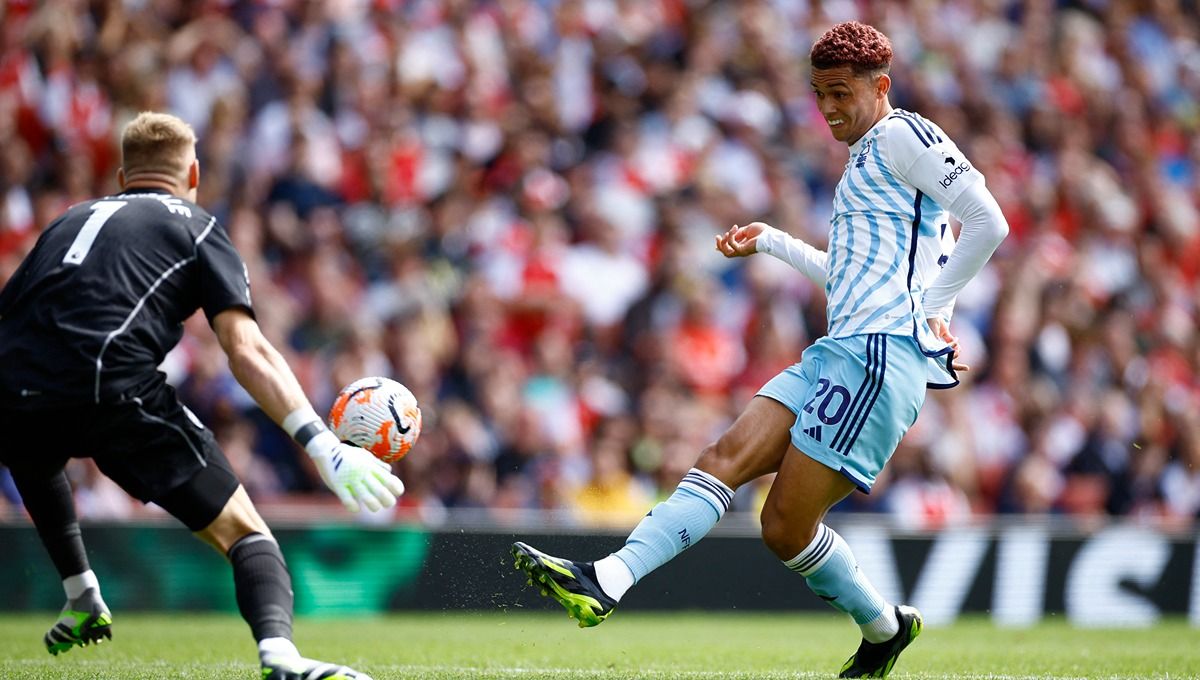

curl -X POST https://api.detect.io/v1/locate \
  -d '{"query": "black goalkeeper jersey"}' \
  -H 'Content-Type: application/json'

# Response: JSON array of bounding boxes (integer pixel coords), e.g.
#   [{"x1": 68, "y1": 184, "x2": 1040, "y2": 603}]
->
[{"x1": 0, "y1": 188, "x2": 253, "y2": 407}]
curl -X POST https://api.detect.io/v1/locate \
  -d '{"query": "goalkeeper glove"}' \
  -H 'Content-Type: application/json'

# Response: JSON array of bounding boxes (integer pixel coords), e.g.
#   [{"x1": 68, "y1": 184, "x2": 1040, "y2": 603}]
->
[
  {"x1": 285, "y1": 409, "x2": 405, "y2": 512},
  {"x1": 307, "y1": 431, "x2": 406, "y2": 512}
]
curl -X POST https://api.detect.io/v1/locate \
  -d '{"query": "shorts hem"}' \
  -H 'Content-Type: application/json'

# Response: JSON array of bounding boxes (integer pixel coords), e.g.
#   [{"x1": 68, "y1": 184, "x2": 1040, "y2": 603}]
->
[
  {"x1": 755, "y1": 390, "x2": 798, "y2": 415},
  {"x1": 789, "y1": 438, "x2": 875, "y2": 494}
]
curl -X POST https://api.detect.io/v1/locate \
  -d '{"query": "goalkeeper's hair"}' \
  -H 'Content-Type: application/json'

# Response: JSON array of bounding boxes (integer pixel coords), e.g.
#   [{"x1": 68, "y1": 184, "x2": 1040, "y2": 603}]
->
[
  {"x1": 810, "y1": 21, "x2": 893, "y2": 76},
  {"x1": 121, "y1": 111, "x2": 196, "y2": 180}
]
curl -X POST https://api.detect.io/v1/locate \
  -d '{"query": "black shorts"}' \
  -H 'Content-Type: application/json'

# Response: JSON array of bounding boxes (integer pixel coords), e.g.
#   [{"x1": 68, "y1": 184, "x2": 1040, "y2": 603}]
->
[{"x1": 0, "y1": 381, "x2": 239, "y2": 530}]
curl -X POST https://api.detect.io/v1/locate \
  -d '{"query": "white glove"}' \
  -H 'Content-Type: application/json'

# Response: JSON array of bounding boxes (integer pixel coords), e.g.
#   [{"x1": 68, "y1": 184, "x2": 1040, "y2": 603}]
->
[{"x1": 306, "y1": 431, "x2": 406, "y2": 512}]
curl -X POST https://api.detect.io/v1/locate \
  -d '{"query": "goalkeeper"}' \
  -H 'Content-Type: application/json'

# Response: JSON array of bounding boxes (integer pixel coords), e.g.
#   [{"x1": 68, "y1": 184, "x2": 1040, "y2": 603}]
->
[{"x1": 0, "y1": 111, "x2": 402, "y2": 680}]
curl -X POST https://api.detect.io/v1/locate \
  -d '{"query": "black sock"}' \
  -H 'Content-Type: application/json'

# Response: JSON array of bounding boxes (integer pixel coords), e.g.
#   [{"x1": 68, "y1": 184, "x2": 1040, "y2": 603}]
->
[
  {"x1": 12, "y1": 469, "x2": 89, "y2": 580},
  {"x1": 227, "y1": 533, "x2": 294, "y2": 642}
]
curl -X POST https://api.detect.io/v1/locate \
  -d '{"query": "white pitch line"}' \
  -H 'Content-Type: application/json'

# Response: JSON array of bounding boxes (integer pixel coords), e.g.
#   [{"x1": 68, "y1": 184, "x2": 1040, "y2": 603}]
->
[
  {"x1": 0, "y1": 660, "x2": 1170, "y2": 680},
  {"x1": 355, "y1": 666, "x2": 1159, "y2": 680}
]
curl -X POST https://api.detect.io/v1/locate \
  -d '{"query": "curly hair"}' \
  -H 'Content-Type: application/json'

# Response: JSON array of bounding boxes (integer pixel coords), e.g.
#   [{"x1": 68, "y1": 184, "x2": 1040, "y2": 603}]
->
[{"x1": 810, "y1": 21, "x2": 893, "y2": 74}]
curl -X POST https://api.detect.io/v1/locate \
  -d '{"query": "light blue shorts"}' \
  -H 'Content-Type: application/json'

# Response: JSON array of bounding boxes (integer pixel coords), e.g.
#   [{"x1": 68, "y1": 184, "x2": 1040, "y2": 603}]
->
[{"x1": 757, "y1": 334, "x2": 926, "y2": 493}]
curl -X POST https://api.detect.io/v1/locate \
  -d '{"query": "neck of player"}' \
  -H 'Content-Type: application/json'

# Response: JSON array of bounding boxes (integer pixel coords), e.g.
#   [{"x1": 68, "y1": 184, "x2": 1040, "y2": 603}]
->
[
  {"x1": 849, "y1": 102, "x2": 892, "y2": 146},
  {"x1": 120, "y1": 172, "x2": 188, "y2": 198}
]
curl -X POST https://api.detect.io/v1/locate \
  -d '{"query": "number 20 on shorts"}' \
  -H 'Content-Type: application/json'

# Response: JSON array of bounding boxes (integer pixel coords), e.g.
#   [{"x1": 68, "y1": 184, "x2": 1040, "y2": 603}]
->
[{"x1": 802, "y1": 378, "x2": 851, "y2": 426}]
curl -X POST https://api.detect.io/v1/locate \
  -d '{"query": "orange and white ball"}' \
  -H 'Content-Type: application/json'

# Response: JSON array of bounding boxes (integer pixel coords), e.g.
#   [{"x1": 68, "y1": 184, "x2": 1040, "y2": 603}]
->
[{"x1": 328, "y1": 377, "x2": 422, "y2": 463}]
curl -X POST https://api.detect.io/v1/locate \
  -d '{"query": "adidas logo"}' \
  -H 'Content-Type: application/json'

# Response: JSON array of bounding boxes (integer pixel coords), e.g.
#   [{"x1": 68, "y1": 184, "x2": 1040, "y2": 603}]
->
[{"x1": 802, "y1": 425, "x2": 823, "y2": 442}]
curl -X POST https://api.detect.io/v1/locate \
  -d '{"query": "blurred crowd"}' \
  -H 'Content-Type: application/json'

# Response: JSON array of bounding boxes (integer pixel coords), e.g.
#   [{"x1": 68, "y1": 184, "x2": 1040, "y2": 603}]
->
[{"x1": 1, "y1": 0, "x2": 1199, "y2": 529}]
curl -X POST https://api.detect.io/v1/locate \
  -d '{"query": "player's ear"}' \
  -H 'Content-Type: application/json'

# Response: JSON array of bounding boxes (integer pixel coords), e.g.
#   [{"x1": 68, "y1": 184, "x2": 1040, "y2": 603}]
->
[
  {"x1": 117, "y1": 167, "x2": 126, "y2": 189},
  {"x1": 187, "y1": 159, "x2": 200, "y2": 190},
  {"x1": 876, "y1": 73, "x2": 891, "y2": 99}
]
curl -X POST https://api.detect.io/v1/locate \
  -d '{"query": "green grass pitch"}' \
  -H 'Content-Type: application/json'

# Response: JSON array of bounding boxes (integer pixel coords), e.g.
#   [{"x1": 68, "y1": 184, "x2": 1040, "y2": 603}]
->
[{"x1": 0, "y1": 612, "x2": 1196, "y2": 679}]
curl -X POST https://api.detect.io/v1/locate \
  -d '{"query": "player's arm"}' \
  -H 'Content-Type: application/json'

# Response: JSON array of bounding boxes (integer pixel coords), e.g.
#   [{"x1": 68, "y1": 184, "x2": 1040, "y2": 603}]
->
[
  {"x1": 922, "y1": 182, "x2": 1008, "y2": 319},
  {"x1": 211, "y1": 308, "x2": 317, "y2": 424},
  {"x1": 194, "y1": 217, "x2": 402, "y2": 512},
  {"x1": 212, "y1": 309, "x2": 405, "y2": 513},
  {"x1": 885, "y1": 124, "x2": 1008, "y2": 336},
  {"x1": 715, "y1": 222, "x2": 829, "y2": 287}
]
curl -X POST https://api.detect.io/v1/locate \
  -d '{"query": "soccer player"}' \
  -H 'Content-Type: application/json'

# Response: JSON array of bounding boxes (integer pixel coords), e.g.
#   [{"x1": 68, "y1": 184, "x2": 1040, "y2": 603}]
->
[
  {"x1": 0, "y1": 112, "x2": 404, "y2": 680},
  {"x1": 512, "y1": 21, "x2": 1008, "y2": 678}
]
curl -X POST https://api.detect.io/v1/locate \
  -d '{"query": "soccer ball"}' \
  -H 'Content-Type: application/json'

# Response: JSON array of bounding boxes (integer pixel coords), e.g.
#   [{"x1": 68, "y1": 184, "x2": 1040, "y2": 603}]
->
[{"x1": 328, "y1": 377, "x2": 422, "y2": 463}]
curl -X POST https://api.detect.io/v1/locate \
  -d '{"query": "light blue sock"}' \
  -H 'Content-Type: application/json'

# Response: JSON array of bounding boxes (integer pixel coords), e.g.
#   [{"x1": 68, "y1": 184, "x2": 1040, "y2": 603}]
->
[
  {"x1": 785, "y1": 523, "x2": 898, "y2": 642},
  {"x1": 612, "y1": 468, "x2": 734, "y2": 585}
]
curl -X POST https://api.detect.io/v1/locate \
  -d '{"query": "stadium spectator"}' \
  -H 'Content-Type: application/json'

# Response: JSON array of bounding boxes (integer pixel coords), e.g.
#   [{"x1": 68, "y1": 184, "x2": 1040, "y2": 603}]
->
[{"x1": 1, "y1": 1, "x2": 1198, "y2": 531}]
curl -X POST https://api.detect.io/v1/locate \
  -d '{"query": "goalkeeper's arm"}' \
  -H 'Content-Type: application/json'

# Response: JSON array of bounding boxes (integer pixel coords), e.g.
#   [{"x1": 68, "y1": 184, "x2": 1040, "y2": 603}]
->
[{"x1": 212, "y1": 308, "x2": 405, "y2": 512}]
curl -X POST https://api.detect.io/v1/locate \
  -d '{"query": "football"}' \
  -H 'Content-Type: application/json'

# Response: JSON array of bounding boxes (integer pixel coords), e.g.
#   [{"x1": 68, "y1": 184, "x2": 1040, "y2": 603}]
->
[{"x1": 328, "y1": 377, "x2": 422, "y2": 463}]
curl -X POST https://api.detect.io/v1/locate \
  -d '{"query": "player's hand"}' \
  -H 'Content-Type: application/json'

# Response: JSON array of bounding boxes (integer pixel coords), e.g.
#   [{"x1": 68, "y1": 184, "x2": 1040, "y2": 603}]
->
[
  {"x1": 311, "y1": 442, "x2": 406, "y2": 513},
  {"x1": 926, "y1": 316, "x2": 970, "y2": 372},
  {"x1": 715, "y1": 222, "x2": 769, "y2": 258}
]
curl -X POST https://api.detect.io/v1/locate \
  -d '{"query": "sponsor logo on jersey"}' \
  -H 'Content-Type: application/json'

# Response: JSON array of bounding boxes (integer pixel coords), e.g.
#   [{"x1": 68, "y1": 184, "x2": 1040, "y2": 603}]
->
[{"x1": 939, "y1": 162, "x2": 971, "y2": 188}]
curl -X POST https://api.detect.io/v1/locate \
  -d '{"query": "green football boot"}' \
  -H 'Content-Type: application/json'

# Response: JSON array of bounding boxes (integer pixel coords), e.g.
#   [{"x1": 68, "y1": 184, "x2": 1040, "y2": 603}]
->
[
  {"x1": 511, "y1": 541, "x2": 617, "y2": 628},
  {"x1": 839, "y1": 605, "x2": 923, "y2": 678},
  {"x1": 44, "y1": 588, "x2": 112, "y2": 655},
  {"x1": 260, "y1": 655, "x2": 374, "y2": 680}
]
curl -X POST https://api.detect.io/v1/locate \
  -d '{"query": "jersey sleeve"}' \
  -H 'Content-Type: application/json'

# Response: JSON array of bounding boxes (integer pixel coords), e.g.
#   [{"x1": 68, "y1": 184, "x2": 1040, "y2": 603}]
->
[
  {"x1": 195, "y1": 218, "x2": 254, "y2": 322},
  {"x1": 0, "y1": 251, "x2": 31, "y2": 318},
  {"x1": 883, "y1": 115, "x2": 983, "y2": 207},
  {"x1": 0, "y1": 214, "x2": 63, "y2": 318},
  {"x1": 754, "y1": 225, "x2": 829, "y2": 287}
]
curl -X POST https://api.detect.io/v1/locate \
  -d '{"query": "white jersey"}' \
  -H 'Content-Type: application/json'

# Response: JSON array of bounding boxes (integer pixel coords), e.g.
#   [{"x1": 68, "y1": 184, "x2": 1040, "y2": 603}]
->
[{"x1": 824, "y1": 109, "x2": 983, "y2": 386}]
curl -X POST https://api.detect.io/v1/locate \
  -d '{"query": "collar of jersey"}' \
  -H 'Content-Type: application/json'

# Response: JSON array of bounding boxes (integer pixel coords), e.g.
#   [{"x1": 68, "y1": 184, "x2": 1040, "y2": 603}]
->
[
  {"x1": 117, "y1": 187, "x2": 174, "y2": 196},
  {"x1": 848, "y1": 113, "x2": 890, "y2": 155}
]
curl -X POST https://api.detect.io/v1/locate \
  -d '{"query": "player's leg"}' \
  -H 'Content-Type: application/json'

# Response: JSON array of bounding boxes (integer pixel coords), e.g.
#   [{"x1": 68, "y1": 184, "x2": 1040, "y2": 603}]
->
[
  {"x1": 762, "y1": 452, "x2": 921, "y2": 678},
  {"x1": 146, "y1": 456, "x2": 373, "y2": 680},
  {"x1": 600, "y1": 395, "x2": 794, "y2": 590},
  {"x1": 8, "y1": 464, "x2": 113, "y2": 654},
  {"x1": 761, "y1": 334, "x2": 925, "y2": 678},
  {"x1": 0, "y1": 404, "x2": 113, "y2": 655},
  {"x1": 93, "y1": 383, "x2": 373, "y2": 679},
  {"x1": 512, "y1": 395, "x2": 794, "y2": 626},
  {"x1": 760, "y1": 449, "x2": 914, "y2": 640},
  {"x1": 175, "y1": 485, "x2": 370, "y2": 680}
]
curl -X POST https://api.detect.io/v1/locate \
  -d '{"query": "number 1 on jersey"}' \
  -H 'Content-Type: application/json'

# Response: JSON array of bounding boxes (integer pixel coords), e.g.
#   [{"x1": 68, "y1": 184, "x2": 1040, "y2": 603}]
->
[{"x1": 63, "y1": 201, "x2": 127, "y2": 265}]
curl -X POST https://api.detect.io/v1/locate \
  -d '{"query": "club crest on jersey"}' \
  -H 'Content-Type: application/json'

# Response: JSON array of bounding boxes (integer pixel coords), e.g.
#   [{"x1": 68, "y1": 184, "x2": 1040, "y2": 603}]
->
[{"x1": 855, "y1": 139, "x2": 873, "y2": 168}]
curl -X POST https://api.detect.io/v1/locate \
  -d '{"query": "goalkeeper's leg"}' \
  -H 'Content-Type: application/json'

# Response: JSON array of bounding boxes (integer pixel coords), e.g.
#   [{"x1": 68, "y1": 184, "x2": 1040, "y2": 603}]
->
[
  {"x1": 177, "y1": 480, "x2": 375, "y2": 680},
  {"x1": 10, "y1": 467, "x2": 114, "y2": 655}
]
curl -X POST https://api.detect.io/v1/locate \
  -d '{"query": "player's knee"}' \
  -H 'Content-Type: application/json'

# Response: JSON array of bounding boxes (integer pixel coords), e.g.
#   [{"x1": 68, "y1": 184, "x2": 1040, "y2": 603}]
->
[
  {"x1": 196, "y1": 489, "x2": 271, "y2": 554},
  {"x1": 223, "y1": 510, "x2": 268, "y2": 542},
  {"x1": 759, "y1": 502, "x2": 820, "y2": 560},
  {"x1": 694, "y1": 438, "x2": 746, "y2": 489},
  {"x1": 759, "y1": 505, "x2": 793, "y2": 559}
]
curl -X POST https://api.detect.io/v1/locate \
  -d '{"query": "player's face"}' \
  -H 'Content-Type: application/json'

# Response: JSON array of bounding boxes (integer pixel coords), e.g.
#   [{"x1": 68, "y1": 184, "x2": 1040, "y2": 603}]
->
[{"x1": 811, "y1": 66, "x2": 890, "y2": 145}]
